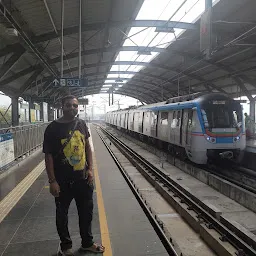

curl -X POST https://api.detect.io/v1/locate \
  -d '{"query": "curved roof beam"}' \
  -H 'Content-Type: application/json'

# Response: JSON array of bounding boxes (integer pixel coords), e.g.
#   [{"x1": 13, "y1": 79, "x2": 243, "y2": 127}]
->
[
  {"x1": 2, "y1": 58, "x2": 228, "y2": 96},
  {"x1": 88, "y1": 77, "x2": 170, "y2": 94},
  {"x1": 33, "y1": 20, "x2": 197, "y2": 44},
  {"x1": 0, "y1": 20, "x2": 196, "y2": 57},
  {"x1": 117, "y1": 89, "x2": 159, "y2": 103},
  {"x1": 50, "y1": 46, "x2": 166, "y2": 64},
  {"x1": 0, "y1": 46, "x2": 168, "y2": 86},
  {"x1": 71, "y1": 87, "x2": 152, "y2": 104}
]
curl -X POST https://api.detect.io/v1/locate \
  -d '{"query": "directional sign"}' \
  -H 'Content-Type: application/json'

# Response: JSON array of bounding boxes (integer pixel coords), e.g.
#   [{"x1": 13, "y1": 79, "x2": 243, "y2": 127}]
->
[
  {"x1": 53, "y1": 78, "x2": 59, "y2": 86},
  {"x1": 53, "y1": 78, "x2": 88, "y2": 88}
]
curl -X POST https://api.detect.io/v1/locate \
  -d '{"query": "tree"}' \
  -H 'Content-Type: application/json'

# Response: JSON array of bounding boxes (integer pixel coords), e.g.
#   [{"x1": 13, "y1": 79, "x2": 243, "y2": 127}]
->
[{"x1": 0, "y1": 106, "x2": 11, "y2": 125}]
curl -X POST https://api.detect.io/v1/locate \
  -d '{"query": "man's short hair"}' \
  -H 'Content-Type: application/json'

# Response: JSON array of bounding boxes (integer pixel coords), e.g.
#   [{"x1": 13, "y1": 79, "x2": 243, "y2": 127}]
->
[{"x1": 61, "y1": 95, "x2": 77, "y2": 106}]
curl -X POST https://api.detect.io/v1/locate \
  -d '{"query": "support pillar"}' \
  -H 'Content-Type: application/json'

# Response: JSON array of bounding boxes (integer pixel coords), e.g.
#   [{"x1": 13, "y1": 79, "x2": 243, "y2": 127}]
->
[
  {"x1": 57, "y1": 108, "x2": 60, "y2": 119},
  {"x1": 109, "y1": 91, "x2": 111, "y2": 106},
  {"x1": 29, "y1": 100, "x2": 34, "y2": 123},
  {"x1": 59, "y1": 108, "x2": 63, "y2": 117},
  {"x1": 250, "y1": 100, "x2": 255, "y2": 122},
  {"x1": 40, "y1": 102, "x2": 44, "y2": 122},
  {"x1": 112, "y1": 90, "x2": 114, "y2": 105},
  {"x1": 11, "y1": 97, "x2": 19, "y2": 127},
  {"x1": 48, "y1": 104, "x2": 54, "y2": 121}
]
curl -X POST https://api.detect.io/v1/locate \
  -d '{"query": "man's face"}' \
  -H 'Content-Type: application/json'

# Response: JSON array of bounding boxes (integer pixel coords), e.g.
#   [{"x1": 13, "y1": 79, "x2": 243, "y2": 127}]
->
[{"x1": 62, "y1": 98, "x2": 79, "y2": 118}]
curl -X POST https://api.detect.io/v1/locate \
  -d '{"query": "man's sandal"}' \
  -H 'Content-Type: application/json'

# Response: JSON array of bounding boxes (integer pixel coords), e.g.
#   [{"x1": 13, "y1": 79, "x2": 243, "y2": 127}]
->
[{"x1": 80, "y1": 243, "x2": 105, "y2": 253}]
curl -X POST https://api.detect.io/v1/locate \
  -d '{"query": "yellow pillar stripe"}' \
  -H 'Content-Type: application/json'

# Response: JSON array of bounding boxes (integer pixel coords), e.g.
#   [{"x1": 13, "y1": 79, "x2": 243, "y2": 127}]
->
[
  {"x1": 0, "y1": 161, "x2": 45, "y2": 223},
  {"x1": 93, "y1": 153, "x2": 113, "y2": 256}
]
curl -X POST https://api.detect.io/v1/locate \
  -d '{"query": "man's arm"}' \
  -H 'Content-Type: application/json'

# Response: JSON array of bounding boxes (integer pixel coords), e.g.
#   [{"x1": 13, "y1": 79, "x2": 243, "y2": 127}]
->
[
  {"x1": 43, "y1": 125, "x2": 60, "y2": 197},
  {"x1": 85, "y1": 139, "x2": 93, "y2": 183},
  {"x1": 45, "y1": 153, "x2": 56, "y2": 182},
  {"x1": 86, "y1": 139, "x2": 93, "y2": 170},
  {"x1": 45, "y1": 153, "x2": 60, "y2": 197}
]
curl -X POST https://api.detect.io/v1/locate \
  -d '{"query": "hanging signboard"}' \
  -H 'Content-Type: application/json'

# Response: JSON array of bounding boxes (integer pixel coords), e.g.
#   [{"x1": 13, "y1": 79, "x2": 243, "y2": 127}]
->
[
  {"x1": 78, "y1": 98, "x2": 89, "y2": 105},
  {"x1": 53, "y1": 78, "x2": 88, "y2": 88}
]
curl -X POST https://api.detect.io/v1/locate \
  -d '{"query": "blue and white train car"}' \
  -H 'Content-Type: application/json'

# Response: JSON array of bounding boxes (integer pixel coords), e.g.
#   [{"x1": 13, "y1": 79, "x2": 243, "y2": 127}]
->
[{"x1": 106, "y1": 93, "x2": 246, "y2": 164}]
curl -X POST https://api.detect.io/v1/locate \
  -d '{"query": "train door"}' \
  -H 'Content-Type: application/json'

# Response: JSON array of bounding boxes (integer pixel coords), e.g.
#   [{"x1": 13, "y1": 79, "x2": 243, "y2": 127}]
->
[
  {"x1": 181, "y1": 110, "x2": 188, "y2": 146},
  {"x1": 131, "y1": 112, "x2": 135, "y2": 131},
  {"x1": 179, "y1": 110, "x2": 184, "y2": 144},
  {"x1": 141, "y1": 112, "x2": 145, "y2": 133},
  {"x1": 186, "y1": 109, "x2": 193, "y2": 146},
  {"x1": 125, "y1": 113, "x2": 128, "y2": 129}
]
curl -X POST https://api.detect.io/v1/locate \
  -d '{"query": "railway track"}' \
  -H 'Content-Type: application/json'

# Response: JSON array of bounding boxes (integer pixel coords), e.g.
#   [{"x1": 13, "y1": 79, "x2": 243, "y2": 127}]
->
[
  {"x1": 105, "y1": 124, "x2": 256, "y2": 214},
  {"x1": 205, "y1": 164, "x2": 256, "y2": 195},
  {"x1": 96, "y1": 124, "x2": 256, "y2": 256}
]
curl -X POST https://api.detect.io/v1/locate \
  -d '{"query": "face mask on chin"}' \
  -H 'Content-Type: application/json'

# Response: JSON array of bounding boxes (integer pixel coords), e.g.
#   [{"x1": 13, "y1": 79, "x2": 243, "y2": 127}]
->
[{"x1": 63, "y1": 109, "x2": 78, "y2": 118}]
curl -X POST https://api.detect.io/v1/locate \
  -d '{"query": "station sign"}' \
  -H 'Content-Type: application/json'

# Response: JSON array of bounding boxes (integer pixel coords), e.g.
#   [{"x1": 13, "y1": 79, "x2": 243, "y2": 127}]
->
[
  {"x1": 53, "y1": 78, "x2": 88, "y2": 88},
  {"x1": 78, "y1": 98, "x2": 89, "y2": 105}
]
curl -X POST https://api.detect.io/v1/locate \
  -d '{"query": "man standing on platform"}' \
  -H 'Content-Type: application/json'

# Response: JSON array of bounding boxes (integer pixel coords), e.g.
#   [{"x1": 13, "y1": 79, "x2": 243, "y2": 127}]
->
[{"x1": 43, "y1": 95, "x2": 105, "y2": 256}]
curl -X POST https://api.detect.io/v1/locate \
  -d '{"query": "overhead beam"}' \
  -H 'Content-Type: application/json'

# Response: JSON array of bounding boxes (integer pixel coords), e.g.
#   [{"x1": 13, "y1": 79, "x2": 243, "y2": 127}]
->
[
  {"x1": 33, "y1": 20, "x2": 197, "y2": 44},
  {"x1": 5, "y1": 57, "x2": 253, "y2": 98},
  {"x1": 0, "y1": 49, "x2": 25, "y2": 80},
  {"x1": 0, "y1": 46, "x2": 167, "y2": 86},
  {"x1": 19, "y1": 68, "x2": 44, "y2": 94},
  {"x1": 49, "y1": 46, "x2": 166, "y2": 64},
  {"x1": 87, "y1": 88, "x2": 153, "y2": 104},
  {"x1": 118, "y1": 88, "x2": 159, "y2": 103},
  {"x1": 169, "y1": 48, "x2": 256, "y2": 98},
  {"x1": 0, "y1": 44, "x2": 24, "y2": 58},
  {"x1": 33, "y1": 69, "x2": 171, "y2": 92},
  {"x1": 29, "y1": 84, "x2": 154, "y2": 104},
  {"x1": 0, "y1": 2, "x2": 57, "y2": 77}
]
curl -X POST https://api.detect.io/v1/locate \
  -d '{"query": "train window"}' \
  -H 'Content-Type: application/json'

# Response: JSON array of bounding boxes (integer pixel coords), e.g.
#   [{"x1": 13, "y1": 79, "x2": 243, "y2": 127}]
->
[
  {"x1": 201, "y1": 103, "x2": 242, "y2": 129},
  {"x1": 201, "y1": 109, "x2": 209, "y2": 128},
  {"x1": 188, "y1": 109, "x2": 193, "y2": 126},
  {"x1": 176, "y1": 111, "x2": 181, "y2": 127},
  {"x1": 160, "y1": 112, "x2": 168, "y2": 125},
  {"x1": 173, "y1": 111, "x2": 176, "y2": 119},
  {"x1": 151, "y1": 112, "x2": 157, "y2": 126}
]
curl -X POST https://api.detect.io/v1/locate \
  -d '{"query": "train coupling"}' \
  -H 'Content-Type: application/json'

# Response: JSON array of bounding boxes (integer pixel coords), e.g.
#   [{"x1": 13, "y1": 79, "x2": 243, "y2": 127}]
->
[{"x1": 219, "y1": 151, "x2": 233, "y2": 159}]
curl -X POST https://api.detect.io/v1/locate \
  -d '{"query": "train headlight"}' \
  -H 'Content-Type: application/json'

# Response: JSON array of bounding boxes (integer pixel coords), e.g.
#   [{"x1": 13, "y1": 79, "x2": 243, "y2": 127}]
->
[
  {"x1": 206, "y1": 136, "x2": 216, "y2": 143},
  {"x1": 234, "y1": 136, "x2": 240, "y2": 142}
]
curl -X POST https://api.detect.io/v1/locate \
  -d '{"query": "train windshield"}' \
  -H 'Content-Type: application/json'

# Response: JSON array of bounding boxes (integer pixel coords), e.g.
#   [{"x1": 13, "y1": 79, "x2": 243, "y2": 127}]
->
[{"x1": 201, "y1": 101, "x2": 242, "y2": 129}]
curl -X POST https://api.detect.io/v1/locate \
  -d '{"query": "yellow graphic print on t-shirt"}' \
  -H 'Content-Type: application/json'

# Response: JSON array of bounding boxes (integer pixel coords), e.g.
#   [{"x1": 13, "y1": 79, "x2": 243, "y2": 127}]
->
[{"x1": 61, "y1": 130, "x2": 86, "y2": 170}]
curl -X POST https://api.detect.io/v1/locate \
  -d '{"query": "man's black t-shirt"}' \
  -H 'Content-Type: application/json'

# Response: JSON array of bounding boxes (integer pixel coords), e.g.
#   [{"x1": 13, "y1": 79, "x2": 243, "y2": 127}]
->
[{"x1": 43, "y1": 118, "x2": 90, "y2": 184}]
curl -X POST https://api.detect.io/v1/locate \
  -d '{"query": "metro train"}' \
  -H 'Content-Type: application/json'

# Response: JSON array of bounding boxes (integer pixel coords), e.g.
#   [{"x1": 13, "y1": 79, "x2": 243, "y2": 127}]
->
[{"x1": 105, "y1": 93, "x2": 246, "y2": 165}]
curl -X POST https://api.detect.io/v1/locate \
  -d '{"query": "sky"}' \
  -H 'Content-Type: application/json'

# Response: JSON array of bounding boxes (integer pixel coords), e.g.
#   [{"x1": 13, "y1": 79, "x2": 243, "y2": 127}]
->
[{"x1": 0, "y1": 93, "x2": 11, "y2": 107}]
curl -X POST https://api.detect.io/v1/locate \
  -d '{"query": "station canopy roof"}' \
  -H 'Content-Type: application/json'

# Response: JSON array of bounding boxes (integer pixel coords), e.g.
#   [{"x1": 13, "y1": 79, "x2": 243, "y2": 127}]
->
[{"x1": 0, "y1": 0, "x2": 256, "y2": 104}]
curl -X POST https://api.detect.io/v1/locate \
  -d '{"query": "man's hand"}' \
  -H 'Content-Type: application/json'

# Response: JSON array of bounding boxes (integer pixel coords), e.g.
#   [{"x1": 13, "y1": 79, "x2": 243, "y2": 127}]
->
[
  {"x1": 50, "y1": 181, "x2": 60, "y2": 197},
  {"x1": 87, "y1": 169, "x2": 94, "y2": 185}
]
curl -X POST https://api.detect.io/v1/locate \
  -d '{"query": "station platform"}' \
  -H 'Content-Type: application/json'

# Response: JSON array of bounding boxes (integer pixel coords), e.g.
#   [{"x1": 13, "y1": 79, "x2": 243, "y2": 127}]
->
[
  {"x1": 0, "y1": 125, "x2": 168, "y2": 256},
  {"x1": 246, "y1": 139, "x2": 256, "y2": 153},
  {"x1": 243, "y1": 139, "x2": 256, "y2": 170}
]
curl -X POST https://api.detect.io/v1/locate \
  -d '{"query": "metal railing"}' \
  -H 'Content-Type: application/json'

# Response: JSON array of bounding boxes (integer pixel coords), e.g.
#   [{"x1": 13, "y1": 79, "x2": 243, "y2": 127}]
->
[{"x1": 0, "y1": 123, "x2": 49, "y2": 159}]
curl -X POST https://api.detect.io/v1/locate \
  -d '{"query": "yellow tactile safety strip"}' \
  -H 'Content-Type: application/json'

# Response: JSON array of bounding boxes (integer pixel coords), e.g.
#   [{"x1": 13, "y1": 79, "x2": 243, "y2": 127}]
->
[
  {"x1": 0, "y1": 161, "x2": 45, "y2": 223},
  {"x1": 93, "y1": 152, "x2": 113, "y2": 256}
]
